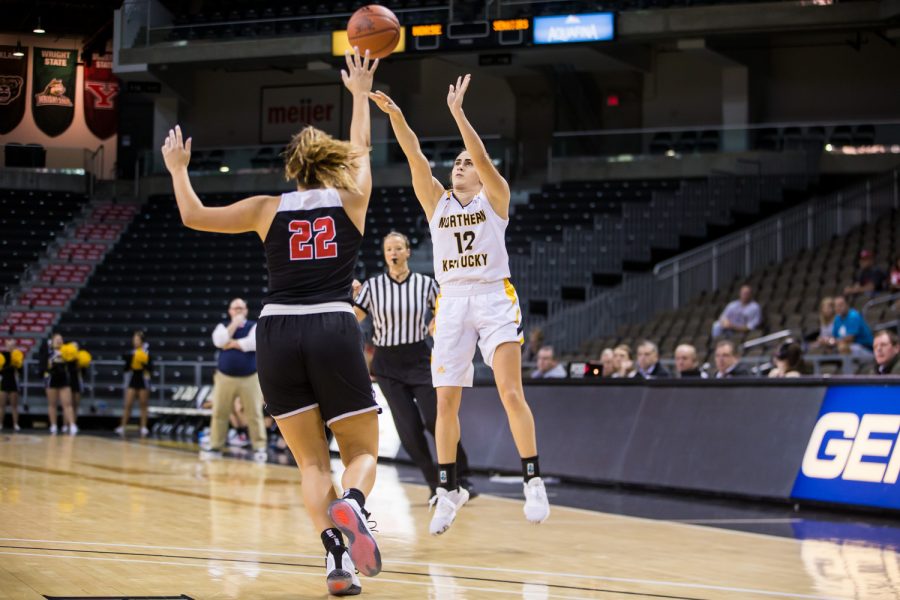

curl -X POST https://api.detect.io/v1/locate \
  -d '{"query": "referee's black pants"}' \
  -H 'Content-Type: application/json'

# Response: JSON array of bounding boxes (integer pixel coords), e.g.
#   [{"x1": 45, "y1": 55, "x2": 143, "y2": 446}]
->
[{"x1": 372, "y1": 343, "x2": 471, "y2": 491}]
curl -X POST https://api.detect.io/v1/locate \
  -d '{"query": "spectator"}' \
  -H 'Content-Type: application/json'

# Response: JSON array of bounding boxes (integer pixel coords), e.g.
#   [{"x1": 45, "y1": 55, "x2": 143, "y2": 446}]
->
[
  {"x1": 630, "y1": 340, "x2": 670, "y2": 379},
  {"x1": 867, "y1": 330, "x2": 900, "y2": 375},
  {"x1": 599, "y1": 348, "x2": 616, "y2": 377},
  {"x1": 674, "y1": 344, "x2": 707, "y2": 378},
  {"x1": 523, "y1": 328, "x2": 544, "y2": 363},
  {"x1": 714, "y1": 340, "x2": 751, "y2": 378},
  {"x1": 809, "y1": 297, "x2": 836, "y2": 352},
  {"x1": 890, "y1": 256, "x2": 900, "y2": 292},
  {"x1": 826, "y1": 295, "x2": 874, "y2": 359},
  {"x1": 711, "y1": 285, "x2": 762, "y2": 338},
  {"x1": 205, "y1": 298, "x2": 267, "y2": 462},
  {"x1": 769, "y1": 341, "x2": 804, "y2": 378},
  {"x1": 531, "y1": 346, "x2": 567, "y2": 379},
  {"x1": 612, "y1": 344, "x2": 634, "y2": 378},
  {"x1": 844, "y1": 249, "x2": 887, "y2": 297}
]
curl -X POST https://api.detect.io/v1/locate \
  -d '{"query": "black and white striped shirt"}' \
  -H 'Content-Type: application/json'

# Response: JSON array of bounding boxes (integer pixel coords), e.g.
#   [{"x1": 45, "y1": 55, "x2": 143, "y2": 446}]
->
[{"x1": 355, "y1": 272, "x2": 439, "y2": 347}]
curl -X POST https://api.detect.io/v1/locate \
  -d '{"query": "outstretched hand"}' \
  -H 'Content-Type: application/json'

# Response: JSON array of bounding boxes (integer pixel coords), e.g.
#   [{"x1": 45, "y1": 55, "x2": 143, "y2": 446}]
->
[
  {"x1": 341, "y1": 47, "x2": 379, "y2": 96},
  {"x1": 447, "y1": 74, "x2": 470, "y2": 115},
  {"x1": 161, "y1": 125, "x2": 191, "y2": 173},
  {"x1": 368, "y1": 90, "x2": 401, "y2": 116}
]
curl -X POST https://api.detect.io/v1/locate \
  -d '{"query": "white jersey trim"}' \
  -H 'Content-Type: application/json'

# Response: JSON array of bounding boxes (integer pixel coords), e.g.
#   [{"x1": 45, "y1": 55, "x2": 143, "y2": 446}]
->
[
  {"x1": 261, "y1": 302, "x2": 354, "y2": 317},
  {"x1": 278, "y1": 188, "x2": 342, "y2": 212}
]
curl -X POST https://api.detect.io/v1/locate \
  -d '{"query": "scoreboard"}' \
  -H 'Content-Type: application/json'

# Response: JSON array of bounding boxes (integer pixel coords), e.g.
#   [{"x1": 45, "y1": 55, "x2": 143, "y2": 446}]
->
[{"x1": 331, "y1": 12, "x2": 615, "y2": 57}]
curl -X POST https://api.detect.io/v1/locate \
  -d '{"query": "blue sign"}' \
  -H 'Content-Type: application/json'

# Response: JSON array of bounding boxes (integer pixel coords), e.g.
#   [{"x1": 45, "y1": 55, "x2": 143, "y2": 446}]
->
[
  {"x1": 792, "y1": 386, "x2": 900, "y2": 510},
  {"x1": 533, "y1": 13, "x2": 615, "y2": 45}
]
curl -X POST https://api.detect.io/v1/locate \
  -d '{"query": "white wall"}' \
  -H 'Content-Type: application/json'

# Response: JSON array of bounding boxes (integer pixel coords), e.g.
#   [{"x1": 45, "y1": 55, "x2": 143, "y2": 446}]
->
[{"x1": 0, "y1": 34, "x2": 117, "y2": 179}]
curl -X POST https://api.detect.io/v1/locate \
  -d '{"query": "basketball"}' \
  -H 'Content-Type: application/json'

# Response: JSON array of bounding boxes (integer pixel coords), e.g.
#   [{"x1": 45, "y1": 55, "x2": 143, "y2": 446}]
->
[{"x1": 347, "y1": 4, "x2": 401, "y2": 59}]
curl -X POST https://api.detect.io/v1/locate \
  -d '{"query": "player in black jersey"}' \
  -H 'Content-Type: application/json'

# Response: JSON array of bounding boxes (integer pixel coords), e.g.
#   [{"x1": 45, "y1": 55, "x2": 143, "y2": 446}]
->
[{"x1": 161, "y1": 49, "x2": 381, "y2": 597}]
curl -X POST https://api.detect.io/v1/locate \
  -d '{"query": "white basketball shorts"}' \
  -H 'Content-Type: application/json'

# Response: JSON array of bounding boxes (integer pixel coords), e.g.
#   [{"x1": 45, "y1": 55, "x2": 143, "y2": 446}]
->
[{"x1": 431, "y1": 279, "x2": 525, "y2": 387}]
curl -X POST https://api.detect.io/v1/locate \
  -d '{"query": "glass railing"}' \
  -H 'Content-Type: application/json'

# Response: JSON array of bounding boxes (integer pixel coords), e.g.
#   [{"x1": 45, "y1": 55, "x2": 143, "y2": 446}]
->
[
  {"x1": 550, "y1": 120, "x2": 900, "y2": 162},
  {"x1": 138, "y1": 135, "x2": 515, "y2": 179}
]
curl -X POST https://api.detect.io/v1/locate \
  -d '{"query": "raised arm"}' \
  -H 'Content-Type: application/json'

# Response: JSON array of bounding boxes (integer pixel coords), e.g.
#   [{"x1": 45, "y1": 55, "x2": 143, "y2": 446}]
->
[
  {"x1": 447, "y1": 74, "x2": 511, "y2": 219},
  {"x1": 338, "y1": 49, "x2": 379, "y2": 231},
  {"x1": 370, "y1": 91, "x2": 444, "y2": 221},
  {"x1": 161, "y1": 126, "x2": 277, "y2": 238}
]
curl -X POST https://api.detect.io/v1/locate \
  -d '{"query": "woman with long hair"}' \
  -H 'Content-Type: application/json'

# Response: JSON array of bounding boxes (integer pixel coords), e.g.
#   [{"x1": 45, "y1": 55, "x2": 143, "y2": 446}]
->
[
  {"x1": 117, "y1": 331, "x2": 152, "y2": 437},
  {"x1": 161, "y1": 49, "x2": 381, "y2": 597},
  {"x1": 370, "y1": 75, "x2": 550, "y2": 536},
  {"x1": 44, "y1": 333, "x2": 77, "y2": 435}
]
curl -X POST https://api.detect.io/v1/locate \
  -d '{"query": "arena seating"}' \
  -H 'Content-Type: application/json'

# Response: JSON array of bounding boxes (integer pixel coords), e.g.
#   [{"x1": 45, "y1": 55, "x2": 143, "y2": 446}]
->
[
  {"x1": 577, "y1": 210, "x2": 899, "y2": 370},
  {"x1": 0, "y1": 189, "x2": 87, "y2": 297},
  {"x1": 510, "y1": 175, "x2": 809, "y2": 316}
]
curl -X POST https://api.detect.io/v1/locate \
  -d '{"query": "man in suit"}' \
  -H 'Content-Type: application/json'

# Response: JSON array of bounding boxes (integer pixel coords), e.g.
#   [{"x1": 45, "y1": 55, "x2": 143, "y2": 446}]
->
[
  {"x1": 714, "y1": 340, "x2": 751, "y2": 378},
  {"x1": 631, "y1": 340, "x2": 671, "y2": 379},
  {"x1": 868, "y1": 330, "x2": 900, "y2": 375}
]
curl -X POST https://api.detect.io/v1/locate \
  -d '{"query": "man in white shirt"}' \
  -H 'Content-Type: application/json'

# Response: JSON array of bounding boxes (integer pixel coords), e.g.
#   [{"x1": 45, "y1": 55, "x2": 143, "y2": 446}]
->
[
  {"x1": 712, "y1": 285, "x2": 762, "y2": 338},
  {"x1": 530, "y1": 346, "x2": 567, "y2": 379}
]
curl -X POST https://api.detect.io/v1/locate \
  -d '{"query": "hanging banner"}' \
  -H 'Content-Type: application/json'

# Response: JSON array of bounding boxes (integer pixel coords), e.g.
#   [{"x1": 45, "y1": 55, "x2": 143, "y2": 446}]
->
[
  {"x1": 0, "y1": 45, "x2": 28, "y2": 135},
  {"x1": 32, "y1": 47, "x2": 76, "y2": 137},
  {"x1": 83, "y1": 53, "x2": 119, "y2": 139}
]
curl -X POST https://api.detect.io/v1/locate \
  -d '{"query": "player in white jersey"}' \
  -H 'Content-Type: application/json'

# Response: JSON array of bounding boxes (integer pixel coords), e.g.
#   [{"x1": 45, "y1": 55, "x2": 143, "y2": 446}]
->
[{"x1": 370, "y1": 75, "x2": 550, "y2": 535}]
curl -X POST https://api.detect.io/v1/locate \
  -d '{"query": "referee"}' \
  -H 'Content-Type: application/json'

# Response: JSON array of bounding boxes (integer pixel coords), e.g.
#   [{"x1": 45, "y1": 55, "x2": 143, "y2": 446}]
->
[{"x1": 354, "y1": 231, "x2": 473, "y2": 497}]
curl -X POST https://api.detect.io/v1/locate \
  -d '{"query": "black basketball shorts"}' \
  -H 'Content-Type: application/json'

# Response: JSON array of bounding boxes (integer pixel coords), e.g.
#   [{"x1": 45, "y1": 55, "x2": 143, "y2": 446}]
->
[
  {"x1": 256, "y1": 310, "x2": 379, "y2": 425},
  {"x1": 0, "y1": 374, "x2": 18, "y2": 393}
]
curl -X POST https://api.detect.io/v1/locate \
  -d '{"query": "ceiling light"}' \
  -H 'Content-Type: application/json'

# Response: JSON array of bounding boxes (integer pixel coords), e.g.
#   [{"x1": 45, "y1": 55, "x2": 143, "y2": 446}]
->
[
  {"x1": 219, "y1": 165, "x2": 230, "y2": 173},
  {"x1": 33, "y1": 17, "x2": 46, "y2": 34},
  {"x1": 12, "y1": 41, "x2": 24, "y2": 57}
]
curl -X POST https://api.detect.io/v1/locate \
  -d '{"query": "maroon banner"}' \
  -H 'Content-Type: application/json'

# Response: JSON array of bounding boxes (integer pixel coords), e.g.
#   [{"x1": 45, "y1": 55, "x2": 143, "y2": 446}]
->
[{"x1": 83, "y1": 53, "x2": 119, "y2": 139}]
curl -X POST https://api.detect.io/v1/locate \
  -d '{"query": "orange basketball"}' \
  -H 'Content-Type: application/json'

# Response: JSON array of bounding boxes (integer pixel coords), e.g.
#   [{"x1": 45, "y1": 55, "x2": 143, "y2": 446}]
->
[{"x1": 347, "y1": 5, "x2": 401, "y2": 59}]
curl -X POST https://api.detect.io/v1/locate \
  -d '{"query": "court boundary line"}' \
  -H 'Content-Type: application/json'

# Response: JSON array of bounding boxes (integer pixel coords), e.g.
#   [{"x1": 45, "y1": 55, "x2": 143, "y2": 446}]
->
[
  {"x1": 0, "y1": 549, "x2": 706, "y2": 600},
  {"x1": 88, "y1": 435, "x2": 810, "y2": 546},
  {"x1": 0, "y1": 538, "x2": 836, "y2": 600}
]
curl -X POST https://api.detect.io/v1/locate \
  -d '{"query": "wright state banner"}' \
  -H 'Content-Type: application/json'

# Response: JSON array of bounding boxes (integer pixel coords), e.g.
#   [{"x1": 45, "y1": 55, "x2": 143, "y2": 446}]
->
[
  {"x1": 0, "y1": 45, "x2": 28, "y2": 135},
  {"x1": 32, "y1": 47, "x2": 76, "y2": 137},
  {"x1": 83, "y1": 53, "x2": 119, "y2": 139}
]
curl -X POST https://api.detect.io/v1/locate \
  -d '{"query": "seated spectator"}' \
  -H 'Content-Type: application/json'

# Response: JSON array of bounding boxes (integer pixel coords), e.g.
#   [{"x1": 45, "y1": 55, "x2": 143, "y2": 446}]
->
[
  {"x1": 523, "y1": 327, "x2": 544, "y2": 363},
  {"x1": 769, "y1": 340, "x2": 804, "y2": 378},
  {"x1": 823, "y1": 295, "x2": 874, "y2": 359},
  {"x1": 808, "y1": 297, "x2": 836, "y2": 353},
  {"x1": 612, "y1": 344, "x2": 634, "y2": 378},
  {"x1": 867, "y1": 330, "x2": 900, "y2": 375},
  {"x1": 630, "y1": 340, "x2": 671, "y2": 379},
  {"x1": 714, "y1": 340, "x2": 751, "y2": 378},
  {"x1": 530, "y1": 345, "x2": 567, "y2": 379},
  {"x1": 844, "y1": 249, "x2": 887, "y2": 297},
  {"x1": 599, "y1": 348, "x2": 616, "y2": 377},
  {"x1": 674, "y1": 344, "x2": 707, "y2": 378},
  {"x1": 711, "y1": 285, "x2": 762, "y2": 338},
  {"x1": 890, "y1": 256, "x2": 900, "y2": 292}
]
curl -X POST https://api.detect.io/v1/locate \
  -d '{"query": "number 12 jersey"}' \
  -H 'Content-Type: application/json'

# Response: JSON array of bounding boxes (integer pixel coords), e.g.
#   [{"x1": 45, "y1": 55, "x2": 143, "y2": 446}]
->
[{"x1": 428, "y1": 190, "x2": 511, "y2": 288}]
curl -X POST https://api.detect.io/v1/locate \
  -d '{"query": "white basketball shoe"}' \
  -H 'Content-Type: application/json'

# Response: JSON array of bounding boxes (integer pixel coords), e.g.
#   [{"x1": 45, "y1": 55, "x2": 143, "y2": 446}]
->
[
  {"x1": 523, "y1": 477, "x2": 550, "y2": 524},
  {"x1": 326, "y1": 546, "x2": 361, "y2": 596},
  {"x1": 429, "y1": 487, "x2": 470, "y2": 535}
]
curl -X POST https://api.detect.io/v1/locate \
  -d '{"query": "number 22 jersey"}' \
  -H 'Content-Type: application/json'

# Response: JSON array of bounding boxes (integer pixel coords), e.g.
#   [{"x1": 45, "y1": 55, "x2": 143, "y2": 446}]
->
[
  {"x1": 429, "y1": 190, "x2": 511, "y2": 288},
  {"x1": 263, "y1": 188, "x2": 362, "y2": 306}
]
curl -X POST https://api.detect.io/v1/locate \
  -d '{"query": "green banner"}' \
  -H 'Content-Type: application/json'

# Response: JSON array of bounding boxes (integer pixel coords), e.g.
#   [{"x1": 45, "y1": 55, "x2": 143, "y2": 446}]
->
[{"x1": 32, "y1": 47, "x2": 76, "y2": 137}]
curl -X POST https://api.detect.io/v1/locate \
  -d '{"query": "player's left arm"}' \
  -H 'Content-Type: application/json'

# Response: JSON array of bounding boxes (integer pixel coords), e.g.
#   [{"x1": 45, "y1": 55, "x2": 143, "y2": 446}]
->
[
  {"x1": 162, "y1": 125, "x2": 278, "y2": 238},
  {"x1": 447, "y1": 74, "x2": 511, "y2": 219}
]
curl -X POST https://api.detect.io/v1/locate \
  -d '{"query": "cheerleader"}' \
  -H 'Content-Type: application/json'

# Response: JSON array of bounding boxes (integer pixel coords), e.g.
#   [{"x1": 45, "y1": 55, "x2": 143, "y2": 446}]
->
[
  {"x1": 116, "y1": 331, "x2": 152, "y2": 437},
  {"x1": 45, "y1": 333, "x2": 77, "y2": 435},
  {"x1": 0, "y1": 339, "x2": 24, "y2": 432}
]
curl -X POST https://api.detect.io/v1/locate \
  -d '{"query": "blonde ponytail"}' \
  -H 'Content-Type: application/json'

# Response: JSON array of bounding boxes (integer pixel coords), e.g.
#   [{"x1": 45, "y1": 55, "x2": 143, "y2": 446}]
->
[{"x1": 283, "y1": 126, "x2": 364, "y2": 193}]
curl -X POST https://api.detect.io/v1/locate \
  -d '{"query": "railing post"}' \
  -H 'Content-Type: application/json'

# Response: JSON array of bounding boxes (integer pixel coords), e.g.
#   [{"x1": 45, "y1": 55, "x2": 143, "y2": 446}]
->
[
  {"x1": 744, "y1": 231, "x2": 751, "y2": 275},
  {"x1": 776, "y1": 217, "x2": 783, "y2": 263},
  {"x1": 866, "y1": 180, "x2": 872, "y2": 223},
  {"x1": 894, "y1": 169, "x2": 898, "y2": 210},
  {"x1": 806, "y1": 204, "x2": 813, "y2": 249},
  {"x1": 837, "y1": 193, "x2": 843, "y2": 234},
  {"x1": 672, "y1": 261, "x2": 680, "y2": 309},
  {"x1": 711, "y1": 244, "x2": 718, "y2": 290},
  {"x1": 159, "y1": 362, "x2": 166, "y2": 404}
]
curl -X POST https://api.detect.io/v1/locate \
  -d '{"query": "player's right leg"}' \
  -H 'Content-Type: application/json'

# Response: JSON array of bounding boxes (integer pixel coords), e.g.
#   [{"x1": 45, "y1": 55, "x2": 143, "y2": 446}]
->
[{"x1": 276, "y1": 406, "x2": 361, "y2": 596}]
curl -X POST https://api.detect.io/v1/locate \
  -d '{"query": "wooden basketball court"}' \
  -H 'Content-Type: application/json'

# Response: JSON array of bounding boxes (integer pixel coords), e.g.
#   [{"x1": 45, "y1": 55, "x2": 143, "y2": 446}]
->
[{"x1": 0, "y1": 434, "x2": 893, "y2": 599}]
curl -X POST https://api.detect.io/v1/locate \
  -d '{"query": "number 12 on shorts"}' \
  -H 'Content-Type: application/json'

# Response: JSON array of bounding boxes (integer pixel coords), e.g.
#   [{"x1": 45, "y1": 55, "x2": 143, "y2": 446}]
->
[{"x1": 289, "y1": 216, "x2": 338, "y2": 260}]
